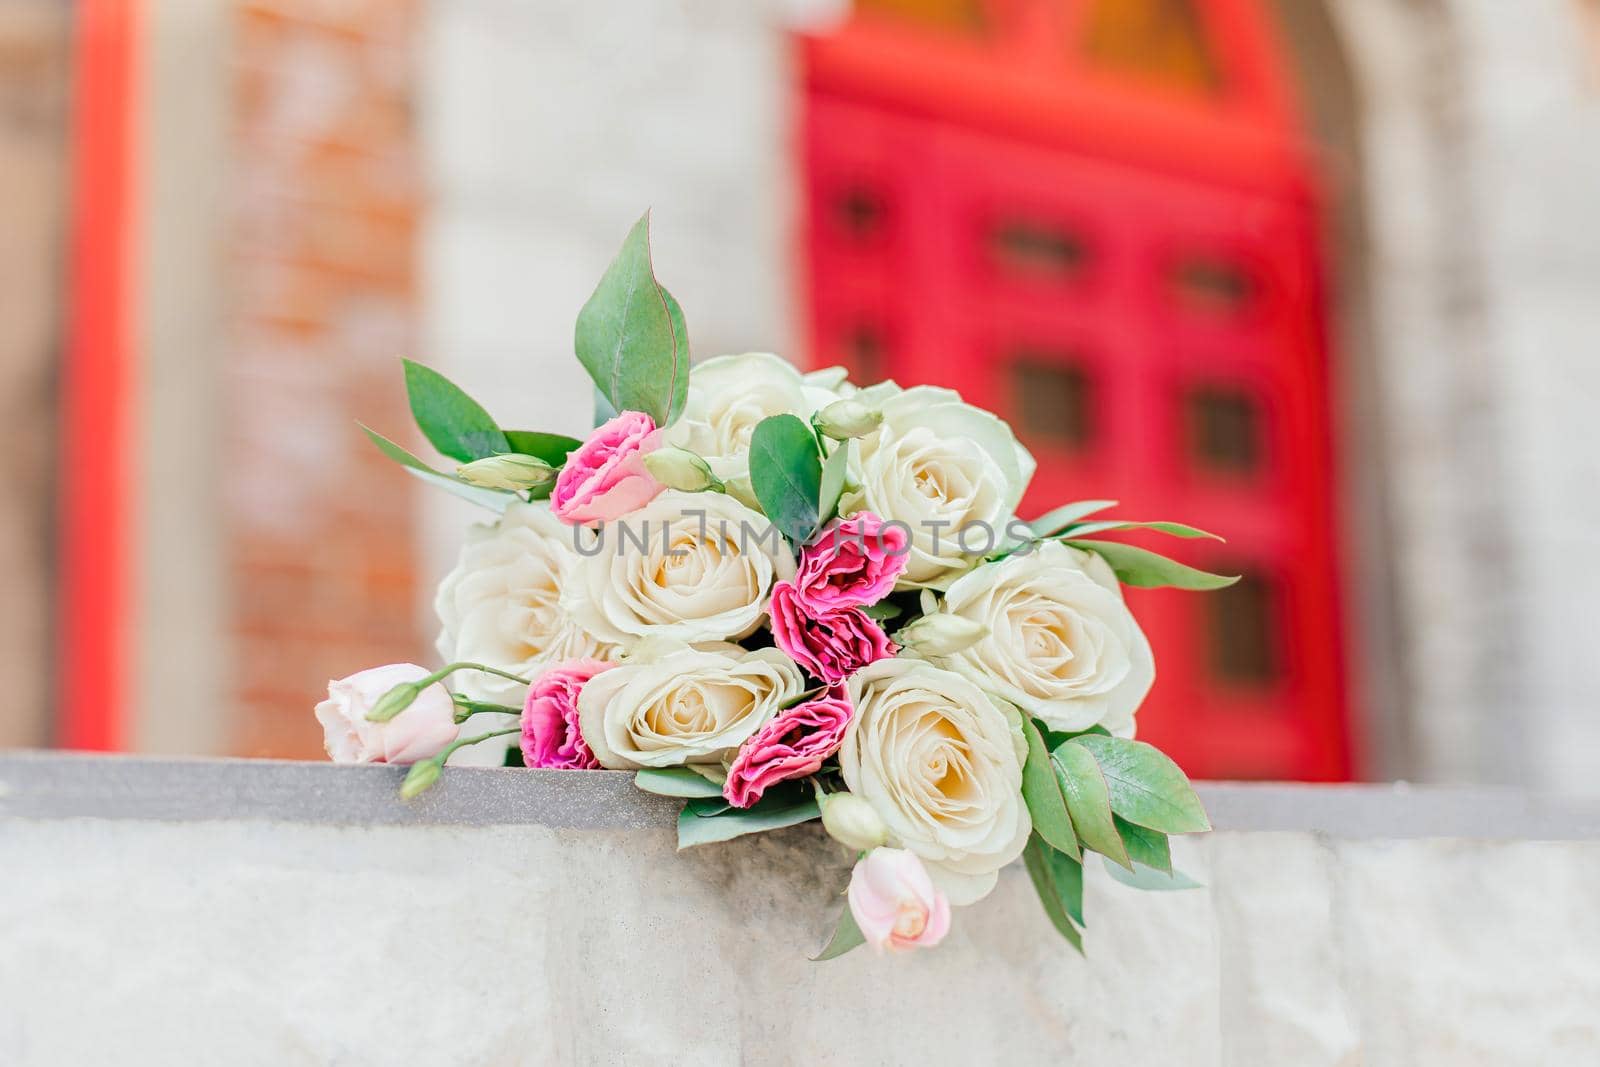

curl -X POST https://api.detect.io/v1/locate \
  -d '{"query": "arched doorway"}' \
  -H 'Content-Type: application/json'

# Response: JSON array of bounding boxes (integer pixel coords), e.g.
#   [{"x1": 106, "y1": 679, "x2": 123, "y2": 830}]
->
[{"x1": 796, "y1": 0, "x2": 1355, "y2": 780}]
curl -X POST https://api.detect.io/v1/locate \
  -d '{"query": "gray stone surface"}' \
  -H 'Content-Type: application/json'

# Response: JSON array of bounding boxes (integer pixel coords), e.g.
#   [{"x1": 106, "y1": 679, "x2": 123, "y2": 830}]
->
[{"x1": 2, "y1": 755, "x2": 1599, "y2": 1064}]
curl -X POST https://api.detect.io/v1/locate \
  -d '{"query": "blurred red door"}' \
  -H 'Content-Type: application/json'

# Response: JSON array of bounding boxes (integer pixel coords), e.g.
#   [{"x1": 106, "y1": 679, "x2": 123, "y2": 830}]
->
[{"x1": 798, "y1": 0, "x2": 1355, "y2": 780}]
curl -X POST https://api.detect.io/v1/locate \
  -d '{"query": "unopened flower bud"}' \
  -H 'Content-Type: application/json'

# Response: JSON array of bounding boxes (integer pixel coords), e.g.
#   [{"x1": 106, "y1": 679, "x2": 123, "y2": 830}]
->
[
  {"x1": 643, "y1": 447, "x2": 722, "y2": 493},
  {"x1": 724, "y1": 475, "x2": 762, "y2": 513},
  {"x1": 815, "y1": 399, "x2": 883, "y2": 441},
  {"x1": 366, "y1": 681, "x2": 423, "y2": 722},
  {"x1": 894, "y1": 614, "x2": 988, "y2": 658},
  {"x1": 456, "y1": 453, "x2": 556, "y2": 491},
  {"x1": 400, "y1": 759, "x2": 442, "y2": 800},
  {"x1": 819, "y1": 792, "x2": 889, "y2": 851}
]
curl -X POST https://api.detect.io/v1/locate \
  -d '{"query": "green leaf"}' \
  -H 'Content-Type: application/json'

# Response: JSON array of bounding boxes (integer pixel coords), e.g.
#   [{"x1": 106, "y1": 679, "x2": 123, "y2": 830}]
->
[
  {"x1": 861, "y1": 601, "x2": 903, "y2": 622},
  {"x1": 1029, "y1": 500, "x2": 1119, "y2": 537},
  {"x1": 818, "y1": 439, "x2": 851, "y2": 525},
  {"x1": 812, "y1": 905, "x2": 867, "y2": 961},
  {"x1": 1022, "y1": 834, "x2": 1084, "y2": 952},
  {"x1": 634, "y1": 767, "x2": 725, "y2": 799},
  {"x1": 1020, "y1": 718, "x2": 1080, "y2": 860},
  {"x1": 1073, "y1": 734, "x2": 1211, "y2": 834},
  {"x1": 503, "y1": 431, "x2": 582, "y2": 467},
  {"x1": 593, "y1": 386, "x2": 619, "y2": 428},
  {"x1": 1102, "y1": 858, "x2": 1203, "y2": 892},
  {"x1": 573, "y1": 212, "x2": 690, "y2": 426},
  {"x1": 1065, "y1": 539, "x2": 1239, "y2": 590},
  {"x1": 675, "y1": 795, "x2": 820, "y2": 849},
  {"x1": 360, "y1": 425, "x2": 518, "y2": 513},
  {"x1": 749, "y1": 414, "x2": 824, "y2": 544},
  {"x1": 402, "y1": 359, "x2": 510, "y2": 462},
  {"x1": 1114, "y1": 815, "x2": 1172, "y2": 874},
  {"x1": 1052, "y1": 742, "x2": 1131, "y2": 870},
  {"x1": 1059, "y1": 520, "x2": 1222, "y2": 541}
]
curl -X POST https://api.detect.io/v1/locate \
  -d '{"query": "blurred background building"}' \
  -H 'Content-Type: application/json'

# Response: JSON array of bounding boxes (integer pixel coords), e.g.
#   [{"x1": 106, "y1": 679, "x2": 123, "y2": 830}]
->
[{"x1": 3, "y1": 0, "x2": 1598, "y2": 788}]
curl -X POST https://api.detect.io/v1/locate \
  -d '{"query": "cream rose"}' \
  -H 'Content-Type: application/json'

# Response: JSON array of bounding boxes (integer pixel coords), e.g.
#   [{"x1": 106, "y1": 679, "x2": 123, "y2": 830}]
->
[
  {"x1": 434, "y1": 501, "x2": 619, "y2": 765},
  {"x1": 578, "y1": 642, "x2": 806, "y2": 768},
  {"x1": 841, "y1": 658, "x2": 1032, "y2": 905},
  {"x1": 843, "y1": 384, "x2": 1035, "y2": 588},
  {"x1": 931, "y1": 541, "x2": 1154, "y2": 737},
  {"x1": 563, "y1": 489, "x2": 796, "y2": 646},
  {"x1": 662, "y1": 352, "x2": 846, "y2": 480}
]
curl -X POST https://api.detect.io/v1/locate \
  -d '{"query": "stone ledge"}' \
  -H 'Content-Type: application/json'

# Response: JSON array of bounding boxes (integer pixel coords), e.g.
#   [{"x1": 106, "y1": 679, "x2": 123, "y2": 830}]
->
[{"x1": 4, "y1": 751, "x2": 1600, "y2": 839}]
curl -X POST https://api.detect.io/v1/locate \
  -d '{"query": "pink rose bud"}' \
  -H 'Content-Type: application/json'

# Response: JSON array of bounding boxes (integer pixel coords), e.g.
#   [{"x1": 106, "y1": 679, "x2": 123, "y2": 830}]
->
[
  {"x1": 793, "y1": 513, "x2": 909, "y2": 612},
  {"x1": 723, "y1": 685, "x2": 853, "y2": 808},
  {"x1": 768, "y1": 581, "x2": 897, "y2": 685},
  {"x1": 521, "y1": 659, "x2": 616, "y2": 769},
  {"x1": 551, "y1": 411, "x2": 665, "y2": 525},
  {"x1": 848, "y1": 847, "x2": 952, "y2": 954},
  {"x1": 316, "y1": 663, "x2": 459, "y2": 765}
]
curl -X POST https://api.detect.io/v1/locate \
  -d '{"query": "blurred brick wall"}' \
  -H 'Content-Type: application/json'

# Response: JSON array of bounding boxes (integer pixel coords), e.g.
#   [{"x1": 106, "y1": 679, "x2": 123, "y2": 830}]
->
[
  {"x1": 0, "y1": 1, "x2": 68, "y2": 749},
  {"x1": 226, "y1": 0, "x2": 425, "y2": 757}
]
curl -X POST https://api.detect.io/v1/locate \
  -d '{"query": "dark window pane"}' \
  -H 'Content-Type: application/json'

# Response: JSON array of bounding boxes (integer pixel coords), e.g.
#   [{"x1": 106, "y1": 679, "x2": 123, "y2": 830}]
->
[
  {"x1": 1011, "y1": 355, "x2": 1093, "y2": 449},
  {"x1": 989, "y1": 219, "x2": 1087, "y2": 280},
  {"x1": 1207, "y1": 571, "x2": 1280, "y2": 686},
  {"x1": 1188, "y1": 384, "x2": 1262, "y2": 475},
  {"x1": 841, "y1": 323, "x2": 886, "y2": 382},
  {"x1": 1172, "y1": 256, "x2": 1253, "y2": 314},
  {"x1": 834, "y1": 185, "x2": 887, "y2": 240}
]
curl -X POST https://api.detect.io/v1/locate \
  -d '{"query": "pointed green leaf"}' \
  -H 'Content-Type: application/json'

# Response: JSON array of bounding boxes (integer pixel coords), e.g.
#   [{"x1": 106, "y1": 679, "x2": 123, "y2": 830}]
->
[
  {"x1": 402, "y1": 359, "x2": 510, "y2": 462},
  {"x1": 812, "y1": 905, "x2": 867, "y2": 962},
  {"x1": 634, "y1": 767, "x2": 725, "y2": 799},
  {"x1": 676, "y1": 795, "x2": 820, "y2": 849},
  {"x1": 1066, "y1": 539, "x2": 1239, "y2": 590},
  {"x1": 818, "y1": 439, "x2": 851, "y2": 524},
  {"x1": 1023, "y1": 834, "x2": 1084, "y2": 952},
  {"x1": 1020, "y1": 718, "x2": 1080, "y2": 859},
  {"x1": 360, "y1": 425, "x2": 517, "y2": 513},
  {"x1": 1059, "y1": 520, "x2": 1223, "y2": 541},
  {"x1": 573, "y1": 212, "x2": 689, "y2": 426},
  {"x1": 1029, "y1": 500, "x2": 1119, "y2": 537},
  {"x1": 1102, "y1": 858, "x2": 1203, "y2": 892},
  {"x1": 1074, "y1": 734, "x2": 1211, "y2": 834},
  {"x1": 1114, "y1": 815, "x2": 1172, "y2": 874},
  {"x1": 1053, "y1": 741, "x2": 1131, "y2": 870},
  {"x1": 749, "y1": 414, "x2": 824, "y2": 544},
  {"x1": 861, "y1": 601, "x2": 903, "y2": 622},
  {"x1": 502, "y1": 431, "x2": 582, "y2": 467}
]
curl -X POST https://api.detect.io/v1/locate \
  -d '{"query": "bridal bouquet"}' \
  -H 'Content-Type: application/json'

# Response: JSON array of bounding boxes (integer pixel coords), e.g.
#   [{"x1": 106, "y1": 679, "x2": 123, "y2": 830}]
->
[{"x1": 317, "y1": 214, "x2": 1232, "y2": 959}]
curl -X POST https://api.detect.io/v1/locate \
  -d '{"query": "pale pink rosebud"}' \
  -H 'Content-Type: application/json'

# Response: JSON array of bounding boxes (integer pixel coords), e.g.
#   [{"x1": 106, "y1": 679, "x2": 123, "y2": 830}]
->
[
  {"x1": 847, "y1": 847, "x2": 952, "y2": 953},
  {"x1": 315, "y1": 663, "x2": 459, "y2": 765}
]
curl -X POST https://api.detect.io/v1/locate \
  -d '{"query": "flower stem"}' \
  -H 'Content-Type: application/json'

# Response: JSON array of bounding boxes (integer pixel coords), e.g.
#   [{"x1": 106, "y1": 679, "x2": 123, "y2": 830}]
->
[
  {"x1": 420, "y1": 661, "x2": 533, "y2": 689},
  {"x1": 437, "y1": 726, "x2": 521, "y2": 764}
]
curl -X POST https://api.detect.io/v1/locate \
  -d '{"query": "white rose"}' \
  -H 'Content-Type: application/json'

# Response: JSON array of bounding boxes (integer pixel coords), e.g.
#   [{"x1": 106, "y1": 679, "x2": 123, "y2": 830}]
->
[
  {"x1": 844, "y1": 384, "x2": 1036, "y2": 588},
  {"x1": 578, "y1": 642, "x2": 806, "y2": 768},
  {"x1": 841, "y1": 658, "x2": 1032, "y2": 905},
  {"x1": 663, "y1": 352, "x2": 845, "y2": 480},
  {"x1": 932, "y1": 541, "x2": 1154, "y2": 737},
  {"x1": 434, "y1": 501, "x2": 619, "y2": 765},
  {"x1": 564, "y1": 489, "x2": 796, "y2": 646}
]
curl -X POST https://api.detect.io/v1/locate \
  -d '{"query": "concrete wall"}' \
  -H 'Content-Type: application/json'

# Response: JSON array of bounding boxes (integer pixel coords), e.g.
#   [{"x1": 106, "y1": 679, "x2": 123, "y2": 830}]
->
[{"x1": 2, "y1": 755, "x2": 1599, "y2": 1065}]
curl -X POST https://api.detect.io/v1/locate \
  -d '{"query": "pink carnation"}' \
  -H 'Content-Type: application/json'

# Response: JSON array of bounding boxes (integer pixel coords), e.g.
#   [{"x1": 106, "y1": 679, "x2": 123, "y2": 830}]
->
[
  {"x1": 520, "y1": 659, "x2": 615, "y2": 769},
  {"x1": 794, "y1": 512, "x2": 909, "y2": 612},
  {"x1": 551, "y1": 411, "x2": 664, "y2": 525},
  {"x1": 723, "y1": 685, "x2": 853, "y2": 808},
  {"x1": 768, "y1": 581, "x2": 897, "y2": 685}
]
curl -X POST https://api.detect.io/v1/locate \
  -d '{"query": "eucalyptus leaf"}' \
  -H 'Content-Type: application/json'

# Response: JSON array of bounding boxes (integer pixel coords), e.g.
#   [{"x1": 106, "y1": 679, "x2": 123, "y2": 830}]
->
[
  {"x1": 1102, "y1": 858, "x2": 1203, "y2": 892},
  {"x1": 812, "y1": 906, "x2": 867, "y2": 962},
  {"x1": 402, "y1": 359, "x2": 510, "y2": 462},
  {"x1": 1022, "y1": 834, "x2": 1084, "y2": 952},
  {"x1": 1066, "y1": 539, "x2": 1239, "y2": 590},
  {"x1": 676, "y1": 795, "x2": 820, "y2": 849},
  {"x1": 1053, "y1": 742, "x2": 1131, "y2": 870},
  {"x1": 861, "y1": 602, "x2": 903, "y2": 622},
  {"x1": 1028, "y1": 500, "x2": 1119, "y2": 537},
  {"x1": 503, "y1": 430, "x2": 582, "y2": 467},
  {"x1": 749, "y1": 414, "x2": 824, "y2": 544},
  {"x1": 573, "y1": 212, "x2": 689, "y2": 426},
  {"x1": 634, "y1": 768, "x2": 725, "y2": 799},
  {"x1": 593, "y1": 387, "x2": 619, "y2": 428},
  {"x1": 1020, "y1": 718, "x2": 1080, "y2": 859},
  {"x1": 360, "y1": 425, "x2": 518, "y2": 513},
  {"x1": 818, "y1": 439, "x2": 851, "y2": 525},
  {"x1": 1114, "y1": 815, "x2": 1172, "y2": 874},
  {"x1": 1060, "y1": 520, "x2": 1222, "y2": 541},
  {"x1": 1073, "y1": 734, "x2": 1211, "y2": 835}
]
